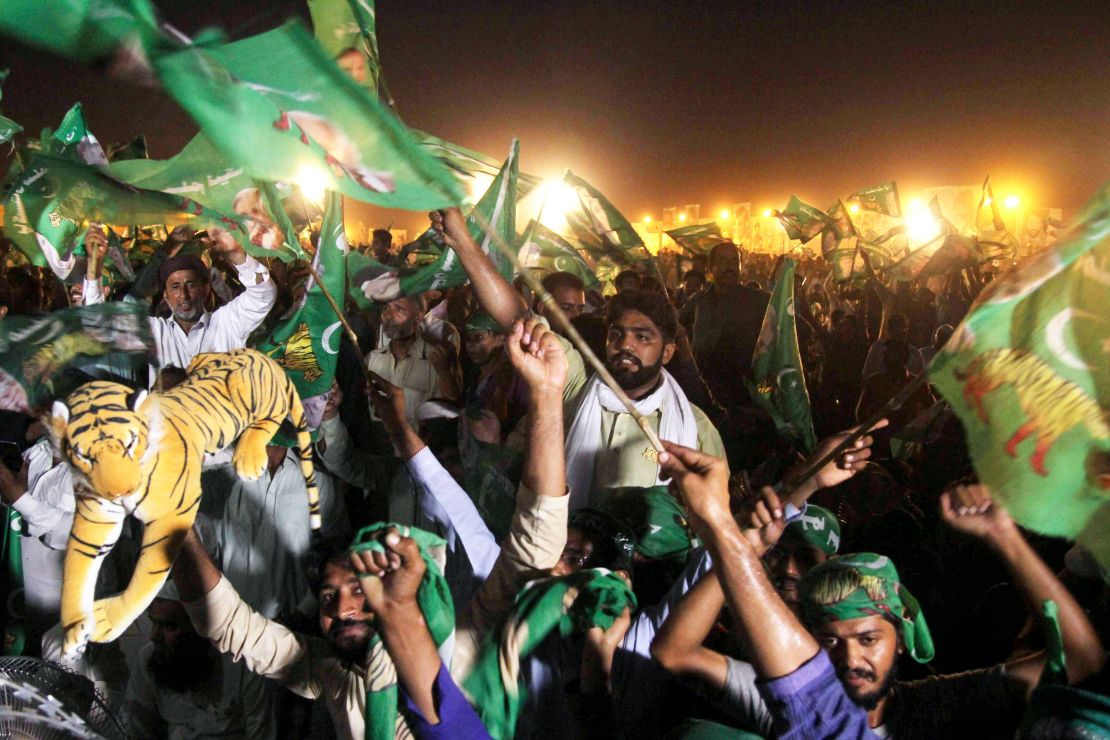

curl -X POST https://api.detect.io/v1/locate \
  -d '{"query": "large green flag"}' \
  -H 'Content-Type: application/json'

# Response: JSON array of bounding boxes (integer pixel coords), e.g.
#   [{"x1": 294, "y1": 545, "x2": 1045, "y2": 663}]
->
[
  {"x1": 518, "y1": 219, "x2": 600, "y2": 290},
  {"x1": 256, "y1": 191, "x2": 347, "y2": 428},
  {"x1": 386, "y1": 139, "x2": 519, "y2": 297},
  {"x1": 308, "y1": 0, "x2": 382, "y2": 95},
  {"x1": 0, "y1": 301, "x2": 156, "y2": 414},
  {"x1": 4, "y1": 151, "x2": 248, "y2": 272},
  {"x1": 746, "y1": 258, "x2": 816, "y2": 453},
  {"x1": 775, "y1": 196, "x2": 828, "y2": 243},
  {"x1": 562, "y1": 171, "x2": 652, "y2": 265},
  {"x1": 849, "y1": 181, "x2": 902, "y2": 218},
  {"x1": 152, "y1": 21, "x2": 462, "y2": 210},
  {"x1": 0, "y1": 0, "x2": 162, "y2": 63},
  {"x1": 928, "y1": 181, "x2": 1110, "y2": 571},
  {"x1": 111, "y1": 133, "x2": 304, "y2": 261},
  {"x1": 461, "y1": 570, "x2": 636, "y2": 739},
  {"x1": 665, "y1": 222, "x2": 729, "y2": 256},
  {"x1": 0, "y1": 69, "x2": 22, "y2": 146}
]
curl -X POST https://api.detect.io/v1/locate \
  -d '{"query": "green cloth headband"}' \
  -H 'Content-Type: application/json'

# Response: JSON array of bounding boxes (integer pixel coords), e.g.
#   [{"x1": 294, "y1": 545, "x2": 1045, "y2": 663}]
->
[
  {"x1": 780, "y1": 504, "x2": 841, "y2": 556},
  {"x1": 464, "y1": 312, "x2": 501, "y2": 334},
  {"x1": 602, "y1": 485, "x2": 692, "y2": 562},
  {"x1": 799, "y1": 552, "x2": 935, "y2": 663}
]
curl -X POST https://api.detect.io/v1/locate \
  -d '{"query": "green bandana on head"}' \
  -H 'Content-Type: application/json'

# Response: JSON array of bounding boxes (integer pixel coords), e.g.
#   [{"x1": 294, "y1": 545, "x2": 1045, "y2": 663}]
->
[
  {"x1": 464, "y1": 312, "x2": 501, "y2": 335},
  {"x1": 602, "y1": 485, "x2": 692, "y2": 562},
  {"x1": 780, "y1": 504, "x2": 841, "y2": 556},
  {"x1": 799, "y1": 552, "x2": 935, "y2": 663}
]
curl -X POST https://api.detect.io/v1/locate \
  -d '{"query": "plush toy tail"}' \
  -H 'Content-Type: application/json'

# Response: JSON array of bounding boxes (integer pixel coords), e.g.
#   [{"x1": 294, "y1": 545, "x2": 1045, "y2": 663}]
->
[{"x1": 289, "y1": 385, "x2": 322, "y2": 531}]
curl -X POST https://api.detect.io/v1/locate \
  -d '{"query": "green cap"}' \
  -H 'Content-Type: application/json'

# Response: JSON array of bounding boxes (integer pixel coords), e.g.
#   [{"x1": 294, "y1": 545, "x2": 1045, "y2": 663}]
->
[
  {"x1": 464, "y1": 312, "x2": 501, "y2": 334},
  {"x1": 602, "y1": 485, "x2": 692, "y2": 562},
  {"x1": 780, "y1": 504, "x2": 841, "y2": 556}
]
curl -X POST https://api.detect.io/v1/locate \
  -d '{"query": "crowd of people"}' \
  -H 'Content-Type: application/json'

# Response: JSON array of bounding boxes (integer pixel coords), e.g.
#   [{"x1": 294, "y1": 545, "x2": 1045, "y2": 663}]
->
[{"x1": 0, "y1": 203, "x2": 1106, "y2": 740}]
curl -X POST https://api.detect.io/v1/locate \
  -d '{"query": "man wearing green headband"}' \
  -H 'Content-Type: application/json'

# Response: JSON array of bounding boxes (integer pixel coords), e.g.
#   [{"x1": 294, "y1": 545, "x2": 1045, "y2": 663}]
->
[
  {"x1": 768, "y1": 504, "x2": 840, "y2": 609},
  {"x1": 795, "y1": 482, "x2": 1105, "y2": 737}
]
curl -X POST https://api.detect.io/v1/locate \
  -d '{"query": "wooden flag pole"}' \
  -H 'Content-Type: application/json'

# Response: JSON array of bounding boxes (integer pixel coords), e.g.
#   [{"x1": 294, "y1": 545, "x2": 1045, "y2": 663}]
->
[{"x1": 469, "y1": 209, "x2": 665, "y2": 453}]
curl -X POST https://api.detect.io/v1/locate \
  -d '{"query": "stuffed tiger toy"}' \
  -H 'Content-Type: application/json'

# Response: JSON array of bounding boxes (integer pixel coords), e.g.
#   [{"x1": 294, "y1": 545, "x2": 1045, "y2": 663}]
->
[{"x1": 49, "y1": 349, "x2": 321, "y2": 658}]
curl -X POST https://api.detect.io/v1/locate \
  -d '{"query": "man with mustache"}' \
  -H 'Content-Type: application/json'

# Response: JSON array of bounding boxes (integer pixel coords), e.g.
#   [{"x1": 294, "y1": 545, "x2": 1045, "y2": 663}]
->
[
  {"x1": 431, "y1": 207, "x2": 725, "y2": 509},
  {"x1": 83, "y1": 224, "x2": 276, "y2": 369}
]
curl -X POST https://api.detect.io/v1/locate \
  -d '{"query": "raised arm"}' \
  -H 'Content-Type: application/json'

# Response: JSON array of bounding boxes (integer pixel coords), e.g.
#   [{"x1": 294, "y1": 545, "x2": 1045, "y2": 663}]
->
[
  {"x1": 441, "y1": 207, "x2": 528, "y2": 332},
  {"x1": 941, "y1": 483, "x2": 1106, "y2": 692}
]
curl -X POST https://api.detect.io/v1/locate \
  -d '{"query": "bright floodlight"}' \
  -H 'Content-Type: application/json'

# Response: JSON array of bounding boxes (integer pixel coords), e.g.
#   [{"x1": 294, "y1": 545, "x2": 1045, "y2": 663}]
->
[
  {"x1": 908, "y1": 198, "x2": 923, "y2": 211},
  {"x1": 466, "y1": 172, "x2": 495, "y2": 205},
  {"x1": 536, "y1": 179, "x2": 579, "y2": 229},
  {"x1": 905, "y1": 208, "x2": 940, "y2": 245},
  {"x1": 849, "y1": 203, "x2": 860, "y2": 214},
  {"x1": 983, "y1": 196, "x2": 993, "y2": 207},
  {"x1": 762, "y1": 208, "x2": 773, "y2": 218},
  {"x1": 678, "y1": 212, "x2": 688, "y2": 222},
  {"x1": 719, "y1": 209, "x2": 730, "y2": 221},
  {"x1": 1004, "y1": 195, "x2": 1020, "y2": 209},
  {"x1": 296, "y1": 166, "x2": 329, "y2": 207},
  {"x1": 643, "y1": 215, "x2": 652, "y2": 224}
]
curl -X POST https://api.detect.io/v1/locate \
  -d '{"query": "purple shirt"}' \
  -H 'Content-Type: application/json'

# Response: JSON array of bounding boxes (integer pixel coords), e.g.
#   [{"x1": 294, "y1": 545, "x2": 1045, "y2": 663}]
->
[
  {"x1": 758, "y1": 650, "x2": 880, "y2": 740},
  {"x1": 400, "y1": 663, "x2": 491, "y2": 739}
]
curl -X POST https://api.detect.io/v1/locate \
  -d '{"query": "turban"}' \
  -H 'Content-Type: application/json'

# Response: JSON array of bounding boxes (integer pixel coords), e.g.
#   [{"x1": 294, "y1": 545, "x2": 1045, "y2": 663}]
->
[
  {"x1": 159, "y1": 254, "x2": 209, "y2": 286},
  {"x1": 799, "y1": 552, "x2": 934, "y2": 663},
  {"x1": 779, "y1": 504, "x2": 841, "y2": 556}
]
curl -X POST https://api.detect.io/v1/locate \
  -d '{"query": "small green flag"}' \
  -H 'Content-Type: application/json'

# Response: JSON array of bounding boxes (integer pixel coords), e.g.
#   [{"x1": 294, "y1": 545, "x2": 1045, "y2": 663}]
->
[
  {"x1": 518, "y1": 219, "x2": 600, "y2": 290},
  {"x1": 562, "y1": 171, "x2": 653, "y2": 265},
  {"x1": 395, "y1": 139, "x2": 519, "y2": 296},
  {"x1": 111, "y1": 133, "x2": 304, "y2": 261},
  {"x1": 0, "y1": 0, "x2": 162, "y2": 63},
  {"x1": 461, "y1": 570, "x2": 636, "y2": 739},
  {"x1": 775, "y1": 196, "x2": 828, "y2": 243},
  {"x1": 665, "y1": 222, "x2": 730, "y2": 256},
  {"x1": 46, "y1": 102, "x2": 108, "y2": 165},
  {"x1": 928, "y1": 181, "x2": 1110, "y2": 571},
  {"x1": 849, "y1": 181, "x2": 902, "y2": 218},
  {"x1": 256, "y1": 191, "x2": 347, "y2": 426},
  {"x1": 825, "y1": 200, "x2": 856, "y2": 240},
  {"x1": 152, "y1": 20, "x2": 462, "y2": 210},
  {"x1": 0, "y1": 302, "x2": 157, "y2": 414},
  {"x1": 746, "y1": 258, "x2": 816, "y2": 453}
]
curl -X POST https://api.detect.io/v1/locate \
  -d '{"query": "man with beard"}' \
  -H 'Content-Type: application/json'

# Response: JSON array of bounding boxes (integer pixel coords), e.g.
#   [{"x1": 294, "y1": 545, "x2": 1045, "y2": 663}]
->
[
  {"x1": 366, "y1": 293, "x2": 458, "y2": 430},
  {"x1": 124, "y1": 589, "x2": 277, "y2": 739},
  {"x1": 83, "y1": 225, "x2": 276, "y2": 369},
  {"x1": 428, "y1": 206, "x2": 724, "y2": 509},
  {"x1": 679, "y1": 241, "x2": 769, "y2": 413}
]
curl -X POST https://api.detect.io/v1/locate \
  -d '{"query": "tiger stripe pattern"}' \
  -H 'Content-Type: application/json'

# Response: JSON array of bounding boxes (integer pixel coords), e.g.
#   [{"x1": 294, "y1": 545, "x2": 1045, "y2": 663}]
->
[{"x1": 50, "y1": 348, "x2": 321, "y2": 659}]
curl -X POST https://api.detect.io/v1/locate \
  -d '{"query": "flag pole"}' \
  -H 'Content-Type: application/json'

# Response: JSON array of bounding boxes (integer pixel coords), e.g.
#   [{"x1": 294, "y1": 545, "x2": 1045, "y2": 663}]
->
[
  {"x1": 469, "y1": 209, "x2": 666, "y2": 454},
  {"x1": 778, "y1": 371, "x2": 930, "y2": 498},
  {"x1": 300, "y1": 251, "x2": 379, "y2": 390}
]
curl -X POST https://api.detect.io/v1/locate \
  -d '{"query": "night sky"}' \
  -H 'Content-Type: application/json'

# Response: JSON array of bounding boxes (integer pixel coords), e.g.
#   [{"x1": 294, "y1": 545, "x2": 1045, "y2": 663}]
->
[{"x1": 2, "y1": 0, "x2": 1109, "y2": 232}]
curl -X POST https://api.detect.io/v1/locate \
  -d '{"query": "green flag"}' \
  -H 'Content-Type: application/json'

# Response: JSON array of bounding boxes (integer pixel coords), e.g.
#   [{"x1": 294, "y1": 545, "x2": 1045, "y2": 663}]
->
[
  {"x1": 975, "y1": 175, "x2": 1018, "y2": 262},
  {"x1": 518, "y1": 219, "x2": 600, "y2": 290},
  {"x1": 562, "y1": 171, "x2": 652, "y2": 265},
  {"x1": 849, "y1": 181, "x2": 902, "y2": 218},
  {"x1": 256, "y1": 191, "x2": 347, "y2": 432},
  {"x1": 152, "y1": 20, "x2": 462, "y2": 210},
  {"x1": 391, "y1": 139, "x2": 519, "y2": 297},
  {"x1": 417, "y1": 130, "x2": 542, "y2": 204},
  {"x1": 0, "y1": 0, "x2": 162, "y2": 63},
  {"x1": 111, "y1": 133, "x2": 304, "y2": 261},
  {"x1": 2, "y1": 505, "x2": 26, "y2": 656},
  {"x1": 665, "y1": 222, "x2": 730, "y2": 256},
  {"x1": 746, "y1": 258, "x2": 816, "y2": 453},
  {"x1": 928, "y1": 181, "x2": 1110, "y2": 571},
  {"x1": 0, "y1": 302, "x2": 156, "y2": 414},
  {"x1": 308, "y1": 0, "x2": 382, "y2": 95},
  {"x1": 825, "y1": 200, "x2": 856, "y2": 240},
  {"x1": 775, "y1": 196, "x2": 828, "y2": 243},
  {"x1": 47, "y1": 102, "x2": 108, "y2": 165},
  {"x1": 4, "y1": 151, "x2": 248, "y2": 273},
  {"x1": 461, "y1": 570, "x2": 636, "y2": 739},
  {"x1": 0, "y1": 69, "x2": 22, "y2": 146}
]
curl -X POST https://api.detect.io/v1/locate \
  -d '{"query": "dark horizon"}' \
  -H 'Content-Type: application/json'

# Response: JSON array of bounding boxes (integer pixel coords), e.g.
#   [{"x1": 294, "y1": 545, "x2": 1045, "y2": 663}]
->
[{"x1": 2, "y1": 0, "x2": 1109, "y2": 234}]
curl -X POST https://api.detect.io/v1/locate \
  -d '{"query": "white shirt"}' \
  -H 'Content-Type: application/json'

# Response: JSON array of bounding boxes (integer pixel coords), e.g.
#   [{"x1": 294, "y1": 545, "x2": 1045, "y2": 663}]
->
[{"x1": 84, "y1": 257, "x2": 276, "y2": 370}]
